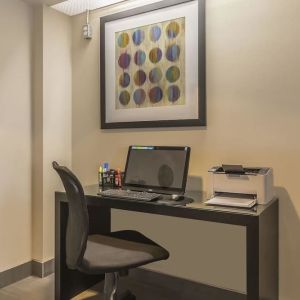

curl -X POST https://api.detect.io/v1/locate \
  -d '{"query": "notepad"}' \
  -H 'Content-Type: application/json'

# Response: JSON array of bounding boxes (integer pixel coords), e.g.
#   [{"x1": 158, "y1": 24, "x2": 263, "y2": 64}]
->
[{"x1": 205, "y1": 196, "x2": 257, "y2": 208}]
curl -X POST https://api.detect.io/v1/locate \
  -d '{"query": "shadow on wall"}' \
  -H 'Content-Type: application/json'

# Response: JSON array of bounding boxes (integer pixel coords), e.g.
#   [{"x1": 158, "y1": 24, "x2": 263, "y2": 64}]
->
[
  {"x1": 274, "y1": 187, "x2": 300, "y2": 299},
  {"x1": 186, "y1": 175, "x2": 203, "y2": 192},
  {"x1": 100, "y1": 127, "x2": 207, "y2": 134}
]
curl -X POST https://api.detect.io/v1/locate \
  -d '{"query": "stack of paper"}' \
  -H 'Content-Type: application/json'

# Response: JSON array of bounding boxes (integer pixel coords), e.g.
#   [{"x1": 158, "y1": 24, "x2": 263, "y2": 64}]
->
[{"x1": 205, "y1": 196, "x2": 257, "y2": 208}]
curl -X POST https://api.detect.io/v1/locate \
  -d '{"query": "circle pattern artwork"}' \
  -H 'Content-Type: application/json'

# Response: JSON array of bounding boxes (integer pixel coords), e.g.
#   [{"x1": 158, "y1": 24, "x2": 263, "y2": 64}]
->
[
  {"x1": 134, "y1": 70, "x2": 147, "y2": 86},
  {"x1": 119, "y1": 73, "x2": 130, "y2": 88},
  {"x1": 168, "y1": 85, "x2": 181, "y2": 102},
  {"x1": 117, "y1": 32, "x2": 129, "y2": 48},
  {"x1": 149, "y1": 67, "x2": 162, "y2": 84},
  {"x1": 132, "y1": 29, "x2": 145, "y2": 46},
  {"x1": 166, "y1": 44, "x2": 180, "y2": 62},
  {"x1": 116, "y1": 18, "x2": 184, "y2": 109},
  {"x1": 149, "y1": 87, "x2": 163, "y2": 103},
  {"x1": 149, "y1": 48, "x2": 162, "y2": 64},
  {"x1": 134, "y1": 50, "x2": 146, "y2": 66},
  {"x1": 166, "y1": 21, "x2": 180, "y2": 39},
  {"x1": 118, "y1": 53, "x2": 131, "y2": 69},
  {"x1": 133, "y1": 89, "x2": 146, "y2": 105},
  {"x1": 166, "y1": 66, "x2": 180, "y2": 83},
  {"x1": 119, "y1": 91, "x2": 130, "y2": 106},
  {"x1": 150, "y1": 26, "x2": 161, "y2": 42}
]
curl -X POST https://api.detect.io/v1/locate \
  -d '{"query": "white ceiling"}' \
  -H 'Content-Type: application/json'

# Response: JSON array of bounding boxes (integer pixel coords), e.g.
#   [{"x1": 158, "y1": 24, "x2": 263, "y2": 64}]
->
[
  {"x1": 23, "y1": 0, "x2": 64, "y2": 5},
  {"x1": 51, "y1": 0, "x2": 129, "y2": 16}
]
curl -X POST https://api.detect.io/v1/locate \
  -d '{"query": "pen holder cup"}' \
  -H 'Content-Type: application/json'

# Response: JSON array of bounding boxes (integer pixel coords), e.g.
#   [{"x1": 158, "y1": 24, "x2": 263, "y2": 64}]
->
[{"x1": 99, "y1": 170, "x2": 124, "y2": 188}]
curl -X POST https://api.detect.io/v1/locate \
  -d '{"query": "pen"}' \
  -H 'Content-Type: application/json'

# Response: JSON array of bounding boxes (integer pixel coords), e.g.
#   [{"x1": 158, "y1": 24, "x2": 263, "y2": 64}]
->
[{"x1": 98, "y1": 166, "x2": 103, "y2": 187}]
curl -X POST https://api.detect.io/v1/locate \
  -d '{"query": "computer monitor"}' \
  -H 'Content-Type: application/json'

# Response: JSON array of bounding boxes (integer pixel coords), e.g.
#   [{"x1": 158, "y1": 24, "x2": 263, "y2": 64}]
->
[{"x1": 123, "y1": 146, "x2": 190, "y2": 195}]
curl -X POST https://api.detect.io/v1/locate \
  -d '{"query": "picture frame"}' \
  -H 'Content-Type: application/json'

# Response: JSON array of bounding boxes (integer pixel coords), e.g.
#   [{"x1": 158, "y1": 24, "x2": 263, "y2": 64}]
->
[{"x1": 100, "y1": 0, "x2": 206, "y2": 129}]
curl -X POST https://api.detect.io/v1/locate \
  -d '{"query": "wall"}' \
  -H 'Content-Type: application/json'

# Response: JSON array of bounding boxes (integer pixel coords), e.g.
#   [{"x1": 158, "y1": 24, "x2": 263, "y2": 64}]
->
[
  {"x1": 0, "y1": 0, "x2": 33, "y2": 271},
  {"x1": 0, "y1": 0, "x2": 71, "y2": 275},
  {"x1": 32, "y1": 5, "x2": 72, "y2": 263},
  {"x1": 72, "y1": 0, "x2": 300, "y2": 298},
  {"x1": 32, "y1": 4, "x2": 44, "y2": 265},
  {"x1": 42, "y1": 4, "x2": 72, "y2": 262}
]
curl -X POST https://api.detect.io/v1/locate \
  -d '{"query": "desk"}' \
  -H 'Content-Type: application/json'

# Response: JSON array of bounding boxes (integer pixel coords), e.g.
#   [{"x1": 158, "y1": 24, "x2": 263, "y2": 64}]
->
[{"x1": 55, "y1": 185, "x2": 278, "y2": 300}]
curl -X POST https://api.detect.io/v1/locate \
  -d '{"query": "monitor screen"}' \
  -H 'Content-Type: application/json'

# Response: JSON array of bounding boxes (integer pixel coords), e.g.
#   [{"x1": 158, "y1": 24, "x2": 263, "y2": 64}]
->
[{"x1": 124, "y1": 146, "x2": 190, "y2": 193}]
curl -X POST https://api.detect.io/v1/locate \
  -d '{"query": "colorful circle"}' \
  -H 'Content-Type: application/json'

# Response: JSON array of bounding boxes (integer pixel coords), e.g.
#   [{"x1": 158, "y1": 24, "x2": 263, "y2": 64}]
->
[
  {"x1": 149, "y1": 47, "x2": 162, "y2": 64},
  {"x1": 119, "y1": 73, "x2": 130, "y2": 88},
  {"x1": 133, "y1": 89, "x2": 146, "y2": 105},
  {"x1": 118, "y1": 53, "x2": 131, "y2": 69},
  {"x1": 166, "y1": 44, "x2": 180, "y2": 62},
  {"x1": 168, "y1": 85, "x2": 181, "y2": 102},
  {"x1": 119, "y1": 91, "x2": 130, "y2": 105},
  {"x1": 134, "y1": 50, "x2": 146, "y2": 66},
  {"x1": 149, "y1": 67, "x2": 162, "y2": 84},
  {"x1": 149, "y1": 87, "x2": 163, "y2": 103},
  {"x1": 134, "y1": 70, "x2": 147, "y2": 86},
  {"x1": 117, "y1": 32, "x2": 129, "y2": 48},
  {"x1": 166, "y1": 66, "x2": 180, "y2": 83},
  {"x1": 132, "y1": 29, "x2": 145, "y2": 45},
  {"x1": 166, "y1": 21, "x2": 180, "y2": 39},
  {"x1": 150, "y1": 26, "x2": 161, "y2": 42}
]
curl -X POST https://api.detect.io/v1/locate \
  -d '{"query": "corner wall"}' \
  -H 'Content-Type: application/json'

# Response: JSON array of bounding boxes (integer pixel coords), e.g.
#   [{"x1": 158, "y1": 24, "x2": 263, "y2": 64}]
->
[
  {"x1": 31, "y1": 5, "x2": 72, "y2": 264},
  {"x1": 71, "y1": 0, "x2": 300, "y2": 299},
  {"x1": 0, "y1": 0, "x2": 33, "y2": 272},
  {"x1": 0, "y1": 0, "x2": 72, "y2": 280}
]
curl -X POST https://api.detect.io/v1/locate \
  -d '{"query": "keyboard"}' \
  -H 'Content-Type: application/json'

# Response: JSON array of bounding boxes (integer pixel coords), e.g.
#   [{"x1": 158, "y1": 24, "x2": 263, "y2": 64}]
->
[{"x1": 99, "y1": 189, "x2": 161, "y2": 202}]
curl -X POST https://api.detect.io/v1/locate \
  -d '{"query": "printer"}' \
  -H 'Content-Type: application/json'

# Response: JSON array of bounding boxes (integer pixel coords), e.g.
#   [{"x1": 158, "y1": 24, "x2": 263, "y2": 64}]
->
[{"x1": 208, "y1": 165, "x2": 274, "y2": 206}]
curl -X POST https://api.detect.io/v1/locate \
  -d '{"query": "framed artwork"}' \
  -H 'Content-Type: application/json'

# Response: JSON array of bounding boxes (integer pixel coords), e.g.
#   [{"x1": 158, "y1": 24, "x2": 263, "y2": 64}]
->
[{"x1": 100, "y1": 0, "x2": 206, "y2": 129}]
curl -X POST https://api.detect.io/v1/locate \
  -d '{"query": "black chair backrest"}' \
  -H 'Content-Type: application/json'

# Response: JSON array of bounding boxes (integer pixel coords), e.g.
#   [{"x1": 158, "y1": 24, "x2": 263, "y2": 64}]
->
[{"x1": 52, "y1": 161, "x2": 89, "y2": 270}]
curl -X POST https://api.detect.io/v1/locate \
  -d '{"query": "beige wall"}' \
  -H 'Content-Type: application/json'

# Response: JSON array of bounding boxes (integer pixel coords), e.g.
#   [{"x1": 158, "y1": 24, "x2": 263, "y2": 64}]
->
[
  {"x1": 32, "y1": 4, "x2": 44, "y2": 265},
  {"x1": 0, "y1": 0, "x2": 33, "y2": 271},
  {"x1": 72, "y1": 0, "x2": 300, "y2": 298},
  {"x1": 42, "y1": 4, "x2": 72, "y2": 262},
  {"x1": 0, "y1": 0, "x2": 71, "y2": 271},
  {"x1": 32, "y1": 5, "x2": 72, "y2": 263}
]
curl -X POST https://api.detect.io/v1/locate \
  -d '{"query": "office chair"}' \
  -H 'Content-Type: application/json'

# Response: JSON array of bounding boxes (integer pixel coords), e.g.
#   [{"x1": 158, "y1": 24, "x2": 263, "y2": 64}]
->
[{"x1": 52, "y1": 162, "x2": 169, "y2": 300}]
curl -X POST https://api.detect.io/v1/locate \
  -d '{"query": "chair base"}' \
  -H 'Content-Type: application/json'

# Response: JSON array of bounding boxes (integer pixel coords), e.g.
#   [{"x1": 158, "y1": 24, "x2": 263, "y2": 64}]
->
[{"x1": 104, "y1": 272, "x2": 136, "y2": 300}]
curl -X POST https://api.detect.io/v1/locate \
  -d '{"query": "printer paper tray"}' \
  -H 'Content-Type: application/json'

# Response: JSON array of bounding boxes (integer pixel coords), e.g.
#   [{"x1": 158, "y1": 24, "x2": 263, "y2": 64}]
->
[{"x1": 205, "y1": 194, "x2": 257, "y2": 208}]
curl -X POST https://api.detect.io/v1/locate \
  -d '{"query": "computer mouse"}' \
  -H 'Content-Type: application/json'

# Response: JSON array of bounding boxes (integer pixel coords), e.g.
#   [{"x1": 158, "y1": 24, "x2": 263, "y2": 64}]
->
[{"x1": 171, "y1": 194, "x2": 185, "y2": 201}]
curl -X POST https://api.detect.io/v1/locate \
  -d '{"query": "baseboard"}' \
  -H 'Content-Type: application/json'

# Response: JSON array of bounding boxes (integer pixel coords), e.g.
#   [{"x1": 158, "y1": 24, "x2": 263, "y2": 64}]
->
[
  {"x1": 32, "y1": 259, "x2": 54, "y2": 278},
  {"x1": 0, "y1": 262, "x2": 32, "y2": 289},
  {"x1": 129, "y1": 268, "x2": 247, "y2": 300},
  {"x1": 0, "y1": 259, "x2": 54, "y2": 289}
]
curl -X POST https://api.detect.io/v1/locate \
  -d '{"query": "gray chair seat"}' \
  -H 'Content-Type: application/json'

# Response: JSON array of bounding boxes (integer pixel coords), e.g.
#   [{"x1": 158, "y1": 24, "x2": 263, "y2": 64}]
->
[{"x1": 81, "y1": 230, "x2": 169, "y2": 274}]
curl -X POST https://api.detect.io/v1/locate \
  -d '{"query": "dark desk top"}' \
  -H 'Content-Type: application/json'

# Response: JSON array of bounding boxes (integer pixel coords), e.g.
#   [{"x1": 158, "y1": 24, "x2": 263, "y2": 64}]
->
[{"x1": 56, "y1": 185, "x2": 278, "y2": 226}]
